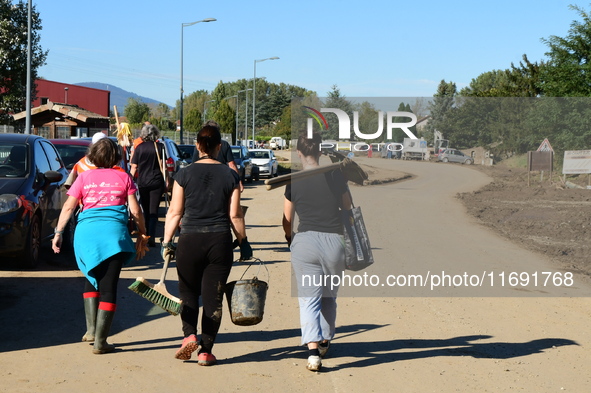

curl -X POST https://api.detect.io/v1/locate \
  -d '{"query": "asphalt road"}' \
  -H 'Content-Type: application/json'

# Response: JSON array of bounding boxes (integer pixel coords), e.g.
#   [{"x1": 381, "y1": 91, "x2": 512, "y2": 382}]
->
[{"x1": 1, "y1": 157, "x2": 590, "y2": 392}]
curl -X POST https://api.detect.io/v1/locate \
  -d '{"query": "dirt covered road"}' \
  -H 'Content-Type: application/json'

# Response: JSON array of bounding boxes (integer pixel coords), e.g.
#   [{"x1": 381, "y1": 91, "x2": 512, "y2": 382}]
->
[{"x1": 1, "y1": 156, "x2": 590, "y2": 392}]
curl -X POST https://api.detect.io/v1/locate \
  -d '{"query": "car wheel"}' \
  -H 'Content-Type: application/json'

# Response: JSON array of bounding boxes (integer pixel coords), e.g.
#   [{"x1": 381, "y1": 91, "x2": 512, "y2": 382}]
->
[
  {"x1": 254, "y1": 170, "x2": 260, "y2": 182},
  {"x1": 442, "y1": 158, "x2": 449, "y2": 163},
  {"x1": 21, "y1": 214, "x2": 41, "y2": 269},
  {"x1": 465, "y1": 159, "x2": 473, "y2": 165},
  {"x1": 241, "y1": 169, "x2": 246, "y2": 183}
]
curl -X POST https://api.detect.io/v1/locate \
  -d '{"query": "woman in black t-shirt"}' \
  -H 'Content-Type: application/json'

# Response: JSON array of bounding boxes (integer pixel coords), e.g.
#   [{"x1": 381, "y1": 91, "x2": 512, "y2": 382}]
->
[
  {"x1": 282, "y1": 132, "x2": 351, "y2": 372},
  {"x1": 161, "y1": 125, "x2": 252, "y2": 366}
]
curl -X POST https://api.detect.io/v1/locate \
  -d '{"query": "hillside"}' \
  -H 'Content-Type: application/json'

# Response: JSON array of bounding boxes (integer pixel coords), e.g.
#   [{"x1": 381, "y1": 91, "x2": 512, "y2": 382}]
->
[{"x1": 74, "y1": 82, "x2": 171, "y2": 111}]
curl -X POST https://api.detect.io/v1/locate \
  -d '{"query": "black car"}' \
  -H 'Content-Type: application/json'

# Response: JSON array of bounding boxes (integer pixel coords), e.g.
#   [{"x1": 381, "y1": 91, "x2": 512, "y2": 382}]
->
[
  {"x1": 178, "y1": 144, "x2": 196, "y2": 164},
  {"x1": 231, "y1": 145, "x2": 256, "y2": 182},
  {"x1": 0, "y1": 133, "x2": 70, "y2": 268}
]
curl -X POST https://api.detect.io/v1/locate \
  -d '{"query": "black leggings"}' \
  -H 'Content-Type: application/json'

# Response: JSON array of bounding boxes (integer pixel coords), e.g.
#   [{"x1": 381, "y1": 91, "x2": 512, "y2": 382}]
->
[
  {"x1": 83, "y1": 252, "x2": 126, "y2": 304},
  {"x1": 176, "y1": 231, "x2": 233, "y2": 353},
  {"x1": 139, "y1": 183, "x2": 164, "y2": 217}
]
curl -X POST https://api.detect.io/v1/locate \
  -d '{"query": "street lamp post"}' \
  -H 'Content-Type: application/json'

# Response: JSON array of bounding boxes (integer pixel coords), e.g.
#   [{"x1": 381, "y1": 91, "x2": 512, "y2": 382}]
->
[
  {"x1": 25, "y1": 0, "x2": 32, "y2": 134},
  {"x1": 252, "y1": 57, "x2": 279, "y2": 147},
  {"x1": 237, "y1": 88, "x2": 252, "y2": 145},
  {"x1": 180, "y1": 18, "x2": 216, "y2": 144}
]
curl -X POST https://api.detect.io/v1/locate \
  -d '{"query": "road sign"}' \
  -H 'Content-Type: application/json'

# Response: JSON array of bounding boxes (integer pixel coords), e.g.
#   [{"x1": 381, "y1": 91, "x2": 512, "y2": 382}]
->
[{"x1": 537, "y1": 138, "x2": 554, "y2": 152}]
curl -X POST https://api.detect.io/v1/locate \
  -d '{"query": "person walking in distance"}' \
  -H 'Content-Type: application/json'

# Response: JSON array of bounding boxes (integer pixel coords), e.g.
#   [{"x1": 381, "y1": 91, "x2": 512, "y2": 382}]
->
[{"x1": 130, "y1": 124, "x2": 167, "y2": 247}]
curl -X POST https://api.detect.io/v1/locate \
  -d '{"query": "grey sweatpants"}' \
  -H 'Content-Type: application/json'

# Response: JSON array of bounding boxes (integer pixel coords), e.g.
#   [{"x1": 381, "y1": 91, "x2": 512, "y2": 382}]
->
[{"x1": 291, "y1": 231, "x2": 345, "y2": 345}]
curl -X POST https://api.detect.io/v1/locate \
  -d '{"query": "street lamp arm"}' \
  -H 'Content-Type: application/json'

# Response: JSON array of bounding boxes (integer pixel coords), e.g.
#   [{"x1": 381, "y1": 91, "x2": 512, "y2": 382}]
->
[
  {"x1": 252, "y1": 56, "x2": 280, "y2": 146},
  {"x1": 179, "y1": 17, "x2": 217, "y2": 144},
  {"x1": 183, "y1": 17, "x2": 216, "y2": 27}
]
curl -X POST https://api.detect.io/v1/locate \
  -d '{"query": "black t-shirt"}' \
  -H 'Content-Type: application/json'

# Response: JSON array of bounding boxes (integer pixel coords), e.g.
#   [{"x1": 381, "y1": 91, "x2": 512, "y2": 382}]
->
[
  {"x1": 285, "y1": 169, "x2": 348, "y2": 234},
  {"x1": 192, "y1": 140, "x2": 234, "y2": 165},
  {"x1": 131, "y1": 141, "x2": 166, "y2": 188},
  {"x1": 175, "y1": 162, "x2": 240, "y2": 232}
]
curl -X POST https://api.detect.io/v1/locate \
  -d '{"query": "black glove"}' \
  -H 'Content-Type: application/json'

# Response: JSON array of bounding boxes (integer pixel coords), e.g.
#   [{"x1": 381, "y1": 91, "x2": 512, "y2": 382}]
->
[
  {"x1": 285, "y1": 234, "x2": 292, "y2": 247},
  {"x1": 239, "y1": 237, "x2": 253, "y2": 260},
  {"x1": 160, "y1": 238, "x2": 176, "y2": 260}
]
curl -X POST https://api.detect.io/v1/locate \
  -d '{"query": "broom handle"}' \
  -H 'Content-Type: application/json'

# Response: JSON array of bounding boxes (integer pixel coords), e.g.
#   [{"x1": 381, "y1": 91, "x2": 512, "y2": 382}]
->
[
  {"x1": 264, "y1": 158, "x2": 366, "y2": 190},
  {"x1": 158, "y1": 252, "x2": 172, "y2": 284}
]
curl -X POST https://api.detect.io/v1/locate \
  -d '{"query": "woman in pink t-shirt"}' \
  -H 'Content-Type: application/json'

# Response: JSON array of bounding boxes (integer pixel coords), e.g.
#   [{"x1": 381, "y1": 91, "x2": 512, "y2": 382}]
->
[{"x1": 52, "y1": 138, "x2": 148, "y2": 355}]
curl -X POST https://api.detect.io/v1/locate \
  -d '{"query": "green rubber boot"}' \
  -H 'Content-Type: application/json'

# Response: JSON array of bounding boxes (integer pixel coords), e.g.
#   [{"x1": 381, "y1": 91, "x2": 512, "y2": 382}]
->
[
  {"x1": 93, "y1": 307, "x2": 116, "y2": 354},
  {"x1": 82, "y1": 294, "x2": 99, "y2": 342}
]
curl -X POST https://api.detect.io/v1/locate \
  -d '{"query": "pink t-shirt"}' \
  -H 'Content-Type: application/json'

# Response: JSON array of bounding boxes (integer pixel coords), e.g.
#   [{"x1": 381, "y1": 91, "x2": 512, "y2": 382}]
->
[{"x1": 68, "y1": 168, "x2": 137, "y2": 211}]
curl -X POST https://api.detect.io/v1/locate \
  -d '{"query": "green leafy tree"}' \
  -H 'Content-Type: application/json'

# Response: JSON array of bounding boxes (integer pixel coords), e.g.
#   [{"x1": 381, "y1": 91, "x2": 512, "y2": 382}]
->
[
  {"x1": 173, "y1": 89, "x2": 209, "y2": 126},
  {"x1": 426, "y1": 80, "x2": 456, "y2": 138},
  {"x1": 1, "y1": 0, "x2": 48, "y2": 125},
  {"x1": 275, "y1": 104, "x2": 292, "y2": 141},
  {"x1": 124, "y1": 97, "x2": 150, "y2": 124},
  {"x1": 183, "y1": 107, "x2": 202, "y2": 133},
  {"x1": 539, "y1": 4, "x2": 591, "y2": 96},
  {"x1": 354, "y1": 101, "x2": 381, "y2": 142},
  {"x1": 212, "y1": 98, "x2": 236, "y2": 139},
  {"x1": 507, "y1": 55, "x2": 543, "y2": 97},
  {"x1": 323, "y1": 85, "x2": 354, "y2": 140}
]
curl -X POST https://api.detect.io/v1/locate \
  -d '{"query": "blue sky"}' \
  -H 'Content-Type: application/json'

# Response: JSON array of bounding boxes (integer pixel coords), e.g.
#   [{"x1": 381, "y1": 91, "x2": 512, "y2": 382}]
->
[{"x1": 34, "y1": 0, "x2": 578, "y2": 107}]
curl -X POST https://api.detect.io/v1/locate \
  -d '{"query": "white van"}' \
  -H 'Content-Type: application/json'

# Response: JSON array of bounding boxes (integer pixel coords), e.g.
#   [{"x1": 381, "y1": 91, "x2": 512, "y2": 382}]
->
[{"x1": 269, "y1": 137, "x2": 287, "y2": 150}]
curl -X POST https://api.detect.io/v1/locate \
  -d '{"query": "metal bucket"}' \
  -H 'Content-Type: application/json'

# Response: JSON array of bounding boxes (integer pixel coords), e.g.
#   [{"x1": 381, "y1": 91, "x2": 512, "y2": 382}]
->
[{"x1": 225, "y1": 259, "x2": 268, "y2": 326}]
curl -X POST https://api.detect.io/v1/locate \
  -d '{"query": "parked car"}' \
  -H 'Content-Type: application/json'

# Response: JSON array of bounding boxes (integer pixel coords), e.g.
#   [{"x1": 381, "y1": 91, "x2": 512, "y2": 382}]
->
[
  {"x1": 438, "y1": 149, "x2": 473, "y2": 165},
  {"x1": 49, "y1": 139, "x2": 91, "y2": 172},
  {"x1": 77, "y1": 135, "x2": 131, "y2": 172},
  {"x1": 160, "y1": 137, "x2": 190, "y2": 183},
  {"x1": 249, "y1": 148, "x2": 278, "y2": 178},
  {"x1": 231, "y1": 145, "x2": 255, "y2": 182},
  {"x1": 177, "y1": 144, "x2": 196, "y2": 164},
  {"x1": 0, "y1": 133, "x2": 70, "y2": 268}
]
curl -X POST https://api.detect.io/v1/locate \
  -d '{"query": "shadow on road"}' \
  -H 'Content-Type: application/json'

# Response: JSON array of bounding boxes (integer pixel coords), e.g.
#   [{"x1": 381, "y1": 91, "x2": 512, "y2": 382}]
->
[
  {"x1": 0, "y1": 270, "x2": 175, "y2": 354},
  {"x1": 215, "y1": 326, "x2": 578, "y2": 370}
]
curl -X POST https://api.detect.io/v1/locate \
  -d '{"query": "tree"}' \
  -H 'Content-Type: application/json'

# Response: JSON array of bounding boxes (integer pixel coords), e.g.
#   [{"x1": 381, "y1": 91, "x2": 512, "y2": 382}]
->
[
  {"x1": 183, "y1": 107, "x2": 202, "y2": 133},
  {"x1": 426, "y1": 80, "x2": 456, "y2": 138},
  {"x1": 124, "y1": 97, "x2": 150, "y2": 124},
  {"x1": 212, "y1": 98, "x2": 236, "y2": 139},
  {"x1": 323, "y1": 85, "x2": 354, "y2": 140},
  {"x1": 275, "y1": 104, "x2": 292, "y2": 141},
  {"x1": 539, "y1": 4, "x2": 591, "y2": 96},
  {"x1": 0, "y1": 0, "x2": 48, "y2": 125}
]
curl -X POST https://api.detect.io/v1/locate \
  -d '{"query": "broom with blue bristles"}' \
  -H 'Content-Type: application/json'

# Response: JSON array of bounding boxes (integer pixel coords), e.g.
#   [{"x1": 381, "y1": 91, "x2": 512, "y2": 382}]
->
[{"x1": 128, "y1": 250, "x2": 182, "y2": 316}]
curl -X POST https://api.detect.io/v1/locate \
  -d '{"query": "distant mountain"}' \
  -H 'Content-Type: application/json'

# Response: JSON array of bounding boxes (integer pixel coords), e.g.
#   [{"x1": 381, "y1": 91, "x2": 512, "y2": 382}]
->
[{"x1": 74, "y1": 82, "x2": 171, "y2": 111}]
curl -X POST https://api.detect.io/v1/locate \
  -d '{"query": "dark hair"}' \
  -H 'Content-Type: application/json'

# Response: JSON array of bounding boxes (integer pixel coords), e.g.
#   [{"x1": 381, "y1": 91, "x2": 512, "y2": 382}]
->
[
  {"x1": 87, "y1": 138, "x2": 121, "y2": 168},
  {"x1": 297, "y1": 132, "x2": 322, "y2": 159},
  {"x1": 197, "y1": 125, "x2": 222, "y2": 157},
  {"x1": 203, "y1": 120, "x2": 221, "y2": 132}
]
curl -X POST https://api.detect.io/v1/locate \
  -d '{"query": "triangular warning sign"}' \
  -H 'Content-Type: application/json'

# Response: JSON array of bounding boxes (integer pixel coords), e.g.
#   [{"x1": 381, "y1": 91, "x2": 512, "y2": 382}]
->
[{"x1": 537, "y1": 138, "x2": 553, "y2": 152}]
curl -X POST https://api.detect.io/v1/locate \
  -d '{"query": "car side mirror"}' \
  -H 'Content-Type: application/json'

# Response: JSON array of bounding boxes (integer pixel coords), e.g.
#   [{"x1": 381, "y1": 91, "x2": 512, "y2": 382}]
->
[{"x1": 44, "y1": 170, "x2": 64, "y2": 183}]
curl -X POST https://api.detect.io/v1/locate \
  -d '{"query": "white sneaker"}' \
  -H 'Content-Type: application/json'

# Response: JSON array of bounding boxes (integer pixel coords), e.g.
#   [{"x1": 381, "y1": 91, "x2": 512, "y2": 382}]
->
[
  {"x1": 318, "y1": 341, "x2": 330, "y2": 358},
  {"x1": 307, "y1": 355, "x2": 322, "y2": 371}
]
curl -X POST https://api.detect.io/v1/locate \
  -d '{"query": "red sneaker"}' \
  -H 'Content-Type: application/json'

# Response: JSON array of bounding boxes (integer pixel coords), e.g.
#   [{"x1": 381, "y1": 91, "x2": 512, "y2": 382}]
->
[
  {"x1": 174, "y1": 335, "x2": 198, "y2": 360},
  {"x1": 197, "y1": 352, "x2": 217, "y2": 366}
]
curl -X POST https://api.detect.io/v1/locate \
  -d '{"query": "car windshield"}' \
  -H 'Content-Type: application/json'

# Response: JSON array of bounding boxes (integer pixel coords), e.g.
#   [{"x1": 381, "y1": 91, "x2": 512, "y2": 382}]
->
[
  {"x1": 0, "y1": 143, "x2": 29, "y2": 178},
  {"x1": 54, "y1": 144, "x2": 88, "y2": 170},
  {"x1": 250, "y1": 151, "x2": 269, "y2": 159},
  {"x1": 232, "y1": 148, "x2": 242, "y2": 159}
]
